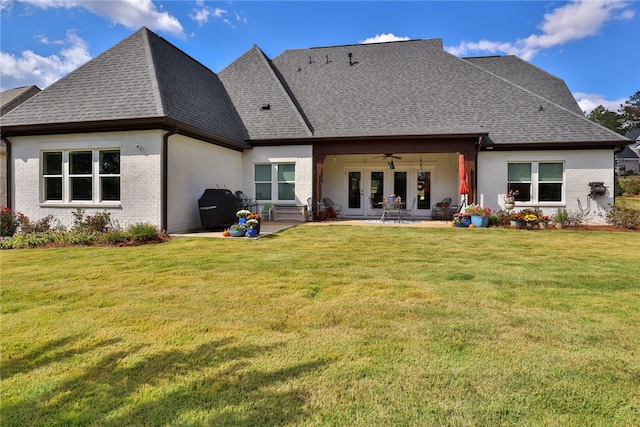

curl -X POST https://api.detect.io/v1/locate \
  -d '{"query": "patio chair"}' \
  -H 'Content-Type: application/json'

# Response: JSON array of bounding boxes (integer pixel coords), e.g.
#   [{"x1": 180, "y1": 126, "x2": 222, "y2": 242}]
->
[
  {"x1": 235, "y1": 191, "x2": 258, "y2": 213},
  {"x1": 368, "y1": 197, "x2": 383, "y2": 221},
  {"x1": 260, "y1": 202, "x2": 273, "y2": 221},
  {"x1": 431, "y1": 197, "x2": 459, "y2": 221},
  {"x1": 400, "y1": 196, "x2": 417, "y2": 222},
  {"x1": 307, "y1": 197, "x2": 325, "y2": 221},
  {"x1": 322, "y1": 197, "x2": 343, "y2": 220}
]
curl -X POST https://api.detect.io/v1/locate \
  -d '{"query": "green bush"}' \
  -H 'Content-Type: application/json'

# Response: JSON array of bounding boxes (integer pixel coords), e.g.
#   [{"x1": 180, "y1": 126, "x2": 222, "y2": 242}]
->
[
  {"x1": 100, "y1": 230, "x2": 130, "y2": 245},
  {"x1": 605, "y1": 205, "x2": 640, "y2": 229},
  {"x1": 19, "y1": 214, "x2": 64, "y2": 234},
  {"x1": 127, "y1": 223, "x2": 159, "y2": 242},
  {"x1": 66, "y1": 230, "x2": 99, "y2": 246}
]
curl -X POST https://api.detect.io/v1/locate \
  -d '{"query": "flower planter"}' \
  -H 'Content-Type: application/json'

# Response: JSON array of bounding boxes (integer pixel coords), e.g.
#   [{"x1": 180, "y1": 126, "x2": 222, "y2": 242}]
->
[
  {"x1": 246, "y1": 228, "x2": 258, "y2": 237},
  {"x1": 228, "y1": 229, "x2": 246, "y2": 237},
  {"x1": 238, "y1": 218, "x2": 246, "y2": 225},
  {"x1": 454, "y1": 216, "x2": 471, "y2": 227},
  {"x1": 504, "y1": 203, "x2": 515, "y2": 210},
  {"x1": 539, "y1": 222, "x2": 547, "y2": 230},
  {"x1": 471, "y1": 215, "x2": 487, "y2": 227}
]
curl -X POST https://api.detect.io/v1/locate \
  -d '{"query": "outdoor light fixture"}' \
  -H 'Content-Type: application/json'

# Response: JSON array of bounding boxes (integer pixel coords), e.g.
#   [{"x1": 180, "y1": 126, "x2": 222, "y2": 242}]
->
[{"x1": 389, "y1": 160, "x2": 395, "y2": 170}]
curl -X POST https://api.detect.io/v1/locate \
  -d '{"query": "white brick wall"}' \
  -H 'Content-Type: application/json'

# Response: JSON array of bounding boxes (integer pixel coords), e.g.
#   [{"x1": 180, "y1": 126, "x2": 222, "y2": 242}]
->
[
  {"x1": 10, "y1": 130, "x2": 163, "y2": 230},
  {"x1": 241, "y1": 145, "x2": 313, "y2": 208},
  {"x1": 478, "y1": 150, "x2": 614, "y2": 223},
  {"x1": 167, "y1": 135, "x2": 243, "y2": 232}
]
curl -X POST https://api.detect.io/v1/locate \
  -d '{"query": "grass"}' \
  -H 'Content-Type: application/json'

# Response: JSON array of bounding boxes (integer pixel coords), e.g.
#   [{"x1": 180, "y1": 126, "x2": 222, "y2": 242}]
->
[
  {"x1": 2, "y1": 225, "x2": 640, "y2": 426},
  {"x1": 618, "y1": 196, "x2": 640, "y2": 209}
]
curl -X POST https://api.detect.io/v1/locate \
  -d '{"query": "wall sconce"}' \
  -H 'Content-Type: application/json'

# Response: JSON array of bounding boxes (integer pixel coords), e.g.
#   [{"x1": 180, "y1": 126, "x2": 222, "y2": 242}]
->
[{"x1": 389, "y1": 160, "x2": 395, "y2": 170}]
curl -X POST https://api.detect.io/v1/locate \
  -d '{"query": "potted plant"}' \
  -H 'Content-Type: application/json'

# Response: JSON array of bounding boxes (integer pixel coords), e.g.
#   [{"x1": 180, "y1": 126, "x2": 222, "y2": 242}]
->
[
  {"x1": 245, "y1": 218, "x2": 260, "y2": 237},
  {"x1": 228, "y1": 223, "x2": 246, "y2": 237},
  {"x1": 553, "y1": 208, "x2": 568, "y2": 228},
  {"x1": 236, "y1": 209, "x2": 251, "y2": 224},
  {"x1": 523, "y1": 213, "x2": 538, "y2": 229},
  {"x1": 453, "y1": 212, "x2": 471, "y2": 227},
  {"x1": 538, "y1": 215, "x2": 550, "y2": 229},
  {"x1": 464, "y1": 204, "x2": 492, "y2": 227},
  {"x1": 510, "y1": 212, "x2": 524, "y2": 228},
  {"x1": 503, "y1": 190, "x2": 518, "y2": 210}
]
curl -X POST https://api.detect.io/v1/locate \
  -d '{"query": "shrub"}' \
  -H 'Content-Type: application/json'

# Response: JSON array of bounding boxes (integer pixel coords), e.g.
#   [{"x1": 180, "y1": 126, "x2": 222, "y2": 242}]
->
[
  {"x1": 615, "y1": 177, "x2": 624, "y2": 196},
  {"x1": 605, "y1": 205, "x2": 640, "y2": 229},
  {"x1": 71, "y1": 208, "x2": 115, "y2": 233},
  {"x1": 565, "y1": 210, "x2": 586, "y2": 227},
  {"x1": 0, "y1": 231, "x2": 66, "y2": 249},
  {"x1": 127, "y1": 223, "x2": 159, "y2": 242},
  {"x1": 20, "y1": 215, "x2": 64, "y2": 234},
  {"x1": 100, "y1": 230, "x2": 130, "y2": 245},
  {"x1": 66, "y1": 229, "x2": 99, "y2": 246},
  {"x1": 1, "y1": 207, "x2": 26, "y2": 237}
]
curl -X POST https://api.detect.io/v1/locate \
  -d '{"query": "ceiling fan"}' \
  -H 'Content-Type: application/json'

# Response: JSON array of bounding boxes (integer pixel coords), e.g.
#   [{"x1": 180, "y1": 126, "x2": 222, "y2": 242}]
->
[{"x1": 373, "y1": 153, "x2": 402, "y2": 160}]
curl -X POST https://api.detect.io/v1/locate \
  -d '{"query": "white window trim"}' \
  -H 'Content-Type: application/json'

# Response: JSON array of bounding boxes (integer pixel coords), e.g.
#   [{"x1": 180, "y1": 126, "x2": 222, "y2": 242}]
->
[
  {"x1": 40, "y1": 148, "x2": 121, "y2": 207},
  {"x1": 255, "y1": 162, "x2": 297, "y2": 203},
  {"x1": 508, "y1": 161, "x2": 565, "y2": 206}
]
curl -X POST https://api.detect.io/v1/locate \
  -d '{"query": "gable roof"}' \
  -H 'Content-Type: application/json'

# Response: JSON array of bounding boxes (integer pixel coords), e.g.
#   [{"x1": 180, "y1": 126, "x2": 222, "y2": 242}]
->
[
  {"x1": 224, "y1": 38, "x2": 628, "y2": 147},
  {"x1": 1, "y1": 28, "x2": 248, "y2": 149},
  {"x1": 1, "y1": 28, "x2": 630, "y2": 150},
  {"x1": 0, "y1": 85, "x2": 40, "y2": 116}
]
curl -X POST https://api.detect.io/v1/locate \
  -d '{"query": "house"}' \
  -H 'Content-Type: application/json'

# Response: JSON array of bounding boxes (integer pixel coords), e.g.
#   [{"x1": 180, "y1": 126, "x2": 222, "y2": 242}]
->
[
  {"x1": 0, "y1": 27, "x2": 632, "y2": 232},
  {"x1": 616, "y1": 129, "x2": 640, "y2": 175},
  {"x1": 1, "y1": 85, "x2": 41, "y2": 207}
]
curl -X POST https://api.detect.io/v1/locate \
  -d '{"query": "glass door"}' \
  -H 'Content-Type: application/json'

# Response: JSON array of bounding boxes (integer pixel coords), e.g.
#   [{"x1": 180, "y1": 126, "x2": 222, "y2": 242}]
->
[{"x1": 346, "y1": 171, "x2": 363, "y2": 216}]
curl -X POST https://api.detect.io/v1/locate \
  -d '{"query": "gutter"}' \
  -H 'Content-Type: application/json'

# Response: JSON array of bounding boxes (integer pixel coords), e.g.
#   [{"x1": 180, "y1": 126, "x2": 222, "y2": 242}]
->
[
  {"x1": 161, "y1": 126, "x2": 178, "y2": 232},
  {"x1": 1, "y1": 136, "x2": 11, "y2": 209}
]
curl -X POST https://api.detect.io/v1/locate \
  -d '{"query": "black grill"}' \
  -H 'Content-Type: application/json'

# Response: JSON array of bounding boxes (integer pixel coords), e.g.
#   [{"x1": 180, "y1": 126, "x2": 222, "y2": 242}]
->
[{"x1": 198, "y1": 189, "x2": 240, "y2": 229}]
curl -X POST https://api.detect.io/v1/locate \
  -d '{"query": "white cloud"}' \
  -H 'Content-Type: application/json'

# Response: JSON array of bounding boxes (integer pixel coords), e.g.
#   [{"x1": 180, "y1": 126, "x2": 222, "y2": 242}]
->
[
  {"x1": 573, "y1": 92, "x2": 627, "y2": 114},
  {"x1": 361, "y1": 33, "x2": 410, "y2": 44},
  {"x1": 189, "y1": 1, "x2": 227, "y2": 27},
  {"x1": 13, "y1": 0, "x2": 184, "y2": 37},
  {"x1": 0, "y1": 30, "x2": 91, "y2": 90},
  {"x1": 446, "y1": 0, "x2": 634, "y2": 61}
]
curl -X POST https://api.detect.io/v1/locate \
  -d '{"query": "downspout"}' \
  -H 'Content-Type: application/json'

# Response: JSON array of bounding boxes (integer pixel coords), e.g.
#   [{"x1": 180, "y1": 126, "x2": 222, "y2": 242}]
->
[
  {"x1": 474, "y1": 136, "x2": 483, "y2": 205},
  {"x1": 161, "y1": 126, "x2": 178, "y2": 232},
  {"x1": 1, "y1": 136, "x2": 11, "y2": 209}
]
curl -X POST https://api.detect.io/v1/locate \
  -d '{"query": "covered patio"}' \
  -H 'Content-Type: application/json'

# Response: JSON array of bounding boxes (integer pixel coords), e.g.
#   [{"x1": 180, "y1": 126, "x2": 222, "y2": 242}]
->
[{"x1": 310, "y1": 135, "x2": 483, "y2": 220}]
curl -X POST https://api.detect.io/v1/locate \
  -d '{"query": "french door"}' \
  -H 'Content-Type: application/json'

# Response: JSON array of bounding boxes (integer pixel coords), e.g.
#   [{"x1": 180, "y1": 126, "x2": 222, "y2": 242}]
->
[{"x1": 345, "y1": 170, "x2": 364, "y2": 216}]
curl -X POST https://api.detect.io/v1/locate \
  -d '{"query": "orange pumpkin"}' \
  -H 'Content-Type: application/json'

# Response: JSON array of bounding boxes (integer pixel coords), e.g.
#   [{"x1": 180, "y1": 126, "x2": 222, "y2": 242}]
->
[{"x1": 222, "y1": 230, "x2": 230, "y2": 237}]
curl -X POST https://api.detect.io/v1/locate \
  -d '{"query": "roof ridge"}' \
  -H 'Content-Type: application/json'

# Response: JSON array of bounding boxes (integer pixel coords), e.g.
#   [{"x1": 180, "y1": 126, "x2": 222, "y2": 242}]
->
[
  {"x1": 140, "y1": 28, "x2": 166, "y2": 116},
  {"x1": 252, "y1": 45, "x2": 314, "y2": 136}
]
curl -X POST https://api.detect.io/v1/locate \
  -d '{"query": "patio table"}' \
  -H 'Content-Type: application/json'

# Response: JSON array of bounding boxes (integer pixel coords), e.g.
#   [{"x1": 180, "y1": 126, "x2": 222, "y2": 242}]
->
[{"x1": 379, "y1": 201, "x2": 405, "y2": 223}]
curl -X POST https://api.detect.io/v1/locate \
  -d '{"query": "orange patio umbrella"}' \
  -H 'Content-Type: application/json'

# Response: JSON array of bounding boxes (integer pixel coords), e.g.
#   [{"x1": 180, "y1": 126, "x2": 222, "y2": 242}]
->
[{"x1": 458, "y1": 154, "x2": 469, "y2": 205}]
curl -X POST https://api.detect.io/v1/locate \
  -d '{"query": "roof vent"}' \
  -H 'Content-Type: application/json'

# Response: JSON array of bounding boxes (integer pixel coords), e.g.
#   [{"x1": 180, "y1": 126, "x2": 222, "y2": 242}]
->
[
  {"x1": 348, "y1": 53, "x2": 358, "y2": 66},
  {"x1": 261, "y1": 104, "x2": 271, "y2": 110}
]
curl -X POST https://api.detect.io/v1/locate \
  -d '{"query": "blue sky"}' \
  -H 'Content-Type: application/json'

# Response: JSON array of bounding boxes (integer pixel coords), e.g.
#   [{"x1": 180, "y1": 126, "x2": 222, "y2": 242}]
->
[{"x1": 1, "y1": 0, "x2": 638, "y2": 114}]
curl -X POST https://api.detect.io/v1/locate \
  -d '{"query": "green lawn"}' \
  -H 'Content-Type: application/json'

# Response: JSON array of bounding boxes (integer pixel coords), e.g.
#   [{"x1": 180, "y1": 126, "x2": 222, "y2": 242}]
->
[
  {"x1": 618, "y1": 196, "x2": 640, "y2": 209},
  {"x1": 2, "y1": 226, "x2": 640, "y2": 426}
]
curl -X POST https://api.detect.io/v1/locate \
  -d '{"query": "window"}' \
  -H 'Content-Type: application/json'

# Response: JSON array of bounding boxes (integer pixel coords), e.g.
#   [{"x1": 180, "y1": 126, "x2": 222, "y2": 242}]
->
[
  {"x1": 508, "y1": 162, "x2": 563, "y2": 203},
  {"x1": 254, "y1": 163, "x2": 296, "y2": 201},
  {"x1": 255, "y1": 164, "x2": 272, "y2": 200},
  {"x1": 42, "y1": 149, "x2": 120, "y2": 203},
  {"x1": 278, "y1": 164, "x2": 295, "y2": 200}
]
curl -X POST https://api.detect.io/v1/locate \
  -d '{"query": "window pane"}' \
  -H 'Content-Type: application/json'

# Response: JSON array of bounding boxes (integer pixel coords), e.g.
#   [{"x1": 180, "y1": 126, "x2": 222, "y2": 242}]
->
[
  {"x1": 348, "y1": 172, "x2": 361, "y2": 209},
  {"x1": 278, "y1": 183, "x2": 295, "y2": 200},
  {"x1": 370, "y1": 172, "x2": 384, "y2": 204},
  {"x1": 539, "y1": 163, "x2": 563, "y2": 181},
  {"x1": 278, "y1": 164, "x2": 295, "y2": 182},
  {"x1": 255, "y1": 164, "x2": 271, "y2": 181},
  {"x1": 70, "y1": 151, "x2": 92, "y2": 174},
  {"x1": 100, "y1": 150, "x2": 120, "y2": 174},
  {"x1": 45, "y1": 177, "x2": 62, "y2": 200},
  {"x1": 255, "y1": 183, "x2": 271, "y2": 200},
  {"x1": 101, "y1": 177, "x2": 120, "y2": 201},
  {"x1": 508, "y1": 163, "x2": 531, "y2": 181},
  {"x1": 71, "y1": 177, "x2": 92, "y2": 200},
  {"x1": 509, "y1": 183, "x2": 530, "y2": 201},
  {"x1": 43, "y1": 152, "x2": 62, "y2": 175},
  {"x1": 539, "y1": 183, "x2": 562, "y2": 201}
]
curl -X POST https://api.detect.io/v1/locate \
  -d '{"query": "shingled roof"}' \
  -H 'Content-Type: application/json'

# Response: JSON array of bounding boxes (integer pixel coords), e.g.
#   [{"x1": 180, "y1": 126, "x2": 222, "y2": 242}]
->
[
  {"x1": 221, "y1": 38, "x2": 626, "y2": 146},
  {"x1": 2, "y1": 27, "x2": 629, "y2": 149},
  {"x1": 1, "y1": 28, "x2": 248, "y2": 148}
]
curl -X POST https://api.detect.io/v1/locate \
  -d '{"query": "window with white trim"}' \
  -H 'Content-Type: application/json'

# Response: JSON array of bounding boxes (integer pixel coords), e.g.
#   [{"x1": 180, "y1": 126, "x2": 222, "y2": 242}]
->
[
  {"x1": 42, "y1": 149, "x2": 120, "y2": 203},
  {"x1": 508, "y1": 162, "x2": 563, "y2": 203},
  {"x1": 254, "y1": 163, "x2": 296, "y2": 201}
]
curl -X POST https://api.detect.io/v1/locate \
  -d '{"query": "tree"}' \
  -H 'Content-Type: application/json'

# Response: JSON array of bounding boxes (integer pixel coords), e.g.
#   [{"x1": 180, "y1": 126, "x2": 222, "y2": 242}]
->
[
  {"x1": 587, "y1": 105, "x2": 624, "y2": 134},
  {"x1": 619, "y1": 90, "x2": 640, "y2": 133}
]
